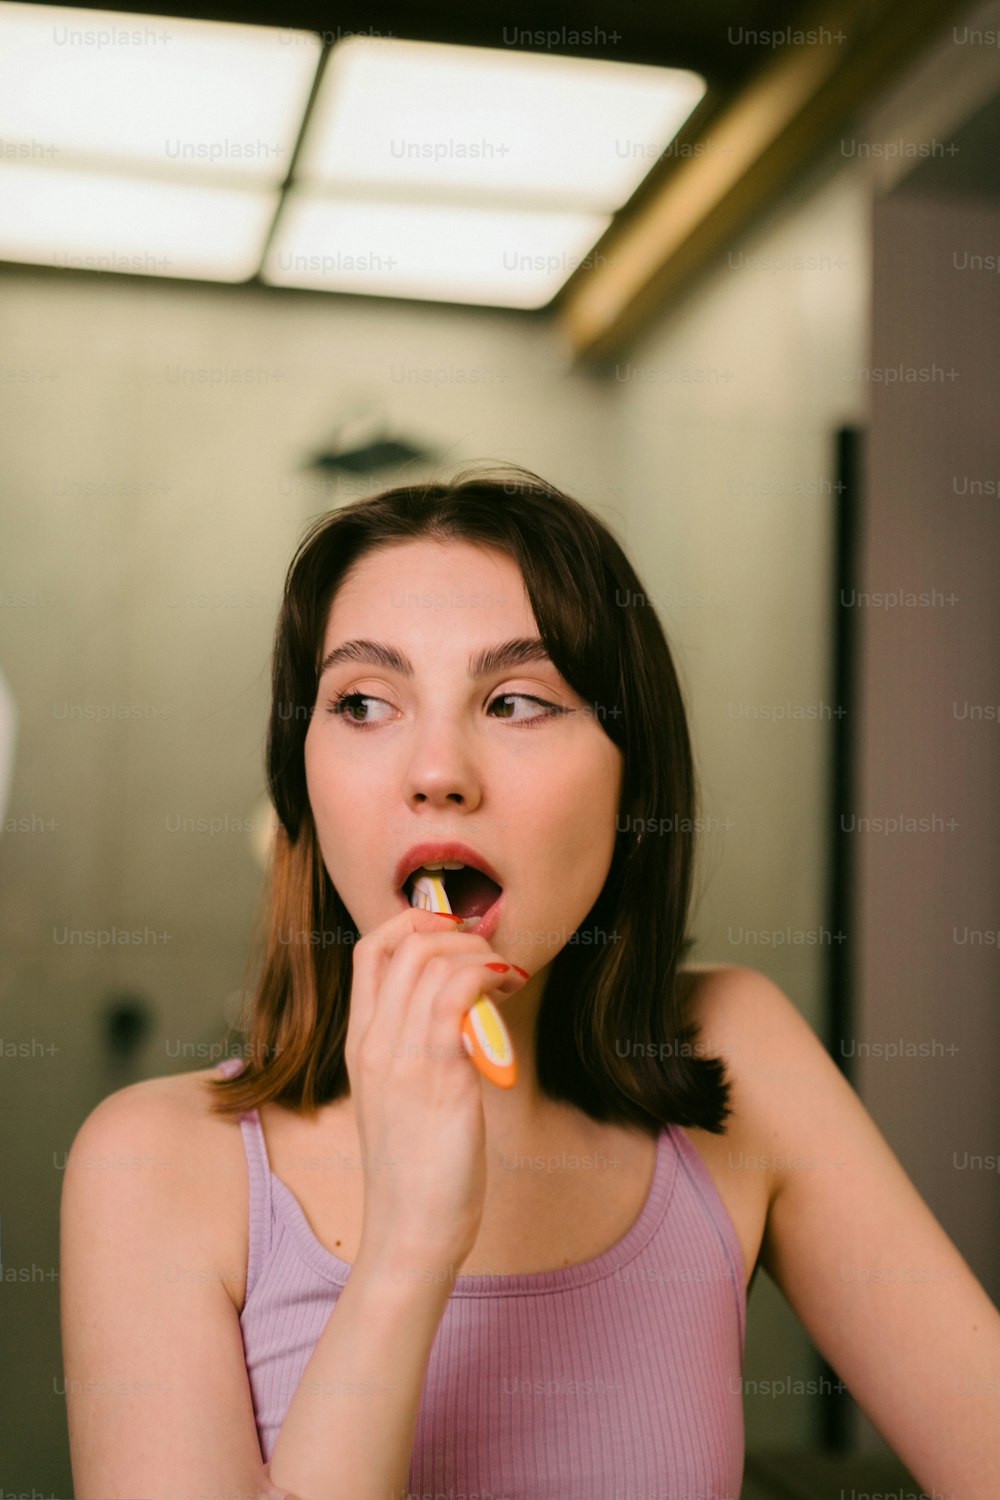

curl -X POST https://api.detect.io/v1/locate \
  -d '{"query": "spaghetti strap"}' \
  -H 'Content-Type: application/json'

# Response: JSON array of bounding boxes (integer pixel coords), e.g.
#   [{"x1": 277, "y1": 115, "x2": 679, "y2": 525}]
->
[{"x1": 214, "y1": 1054, "x2": 273, "y2": 1308}]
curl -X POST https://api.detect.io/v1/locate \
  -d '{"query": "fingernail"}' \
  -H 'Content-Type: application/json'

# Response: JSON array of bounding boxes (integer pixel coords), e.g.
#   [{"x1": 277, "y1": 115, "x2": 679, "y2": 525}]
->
[
  {"x1": 511, "y1": 964, "x2": 530, "y2": 978},
  {"x1": 485, "y1": 962, "x2": 510, "y2": 973}
]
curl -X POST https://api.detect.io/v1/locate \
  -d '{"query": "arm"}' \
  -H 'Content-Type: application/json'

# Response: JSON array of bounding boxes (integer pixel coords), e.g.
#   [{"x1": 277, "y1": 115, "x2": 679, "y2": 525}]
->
[
  {"x1": 713, "y1": 966, "x2": 1000, "y2": 1496},
  {"x1": 61, "y1": 1083, "x2": 453, "y2": 1500},
  {"x1": 265, "y1": 1241, "x2": 454, "y2": 1500},
  {"x1": 61, "y1": 1085, "x2": 268, "y2": 1498}
]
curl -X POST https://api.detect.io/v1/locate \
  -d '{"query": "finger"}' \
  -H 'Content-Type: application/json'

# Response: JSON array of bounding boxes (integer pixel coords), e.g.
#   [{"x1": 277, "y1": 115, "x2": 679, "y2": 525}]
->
[
  {"x1": 373, "y1": 949, "x2": 525, "y2": 1060},
  {"x1": 360, "y1": 930, "x2": 526, "y2": 1054},
  {"x1": 347, "y1": 908, "x2": 459, "y2": 1049},
  {"x1": 347, "y1": 910, "x2": 499, "y2": 1056},
  {"x1": 364, "y1": 953, "x2": 523, "y2": 1080}
]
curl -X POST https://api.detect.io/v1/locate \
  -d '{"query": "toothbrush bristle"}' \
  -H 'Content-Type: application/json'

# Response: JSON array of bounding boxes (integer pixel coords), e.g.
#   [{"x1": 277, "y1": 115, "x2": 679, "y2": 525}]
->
[{"x1": 409, "y1": 871, "x2": 451, "y2": 915}]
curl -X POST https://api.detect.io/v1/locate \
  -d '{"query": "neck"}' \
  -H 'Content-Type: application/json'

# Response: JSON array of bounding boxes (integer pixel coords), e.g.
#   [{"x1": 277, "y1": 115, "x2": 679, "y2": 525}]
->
[{"x1": 475, "y1": 970, "x2": 555, "y2": 1140}]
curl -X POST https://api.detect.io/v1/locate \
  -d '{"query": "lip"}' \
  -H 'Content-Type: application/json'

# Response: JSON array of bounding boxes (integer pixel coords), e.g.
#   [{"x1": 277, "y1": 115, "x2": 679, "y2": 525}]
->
[{"x1": 393, "y1": 841, "x2": 503, "y2": 895}]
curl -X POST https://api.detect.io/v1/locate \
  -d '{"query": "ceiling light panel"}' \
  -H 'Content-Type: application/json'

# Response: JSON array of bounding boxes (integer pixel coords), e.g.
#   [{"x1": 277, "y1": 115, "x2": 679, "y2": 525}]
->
[
  {"x1": 263, "y1": 194, "x2": 612, "y2": 309},
  {"x1": 294, "y1": 38, "x2": 706, "y2": 212},
  {"x1": 0, "y1": 163, "x2": 277, "y2": 280},
  {"x1": 0, "y1": 2, "x2": 320, "y2": 185}
]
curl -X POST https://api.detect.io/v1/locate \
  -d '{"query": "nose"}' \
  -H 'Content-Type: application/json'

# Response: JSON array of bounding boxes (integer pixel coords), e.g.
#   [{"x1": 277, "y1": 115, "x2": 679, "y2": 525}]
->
[{"x1": 403, "y1": 719, "x2": 483, "y2": 812}]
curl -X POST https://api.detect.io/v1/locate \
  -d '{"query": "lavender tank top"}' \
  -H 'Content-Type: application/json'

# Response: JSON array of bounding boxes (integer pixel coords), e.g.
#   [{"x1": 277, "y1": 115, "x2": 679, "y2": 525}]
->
[{"x1": 216, "y1": 1053, "x2": 746, "y2": 1497}]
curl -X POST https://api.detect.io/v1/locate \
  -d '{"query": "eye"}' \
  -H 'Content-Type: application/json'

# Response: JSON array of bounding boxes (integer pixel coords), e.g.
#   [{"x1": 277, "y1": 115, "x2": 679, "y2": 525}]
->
[
  {"x1": 325, "y1": 692, "x2": 393, "y2": 728},
  {"x1": 487, "y1": 693, "x2": 562, "y2": 725}
]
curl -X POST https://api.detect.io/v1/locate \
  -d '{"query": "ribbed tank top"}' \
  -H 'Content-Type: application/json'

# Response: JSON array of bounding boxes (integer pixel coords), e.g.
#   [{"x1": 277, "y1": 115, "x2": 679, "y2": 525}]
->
[{"x1": 216, "y1": 1054, "x2": 746, "y2": 1497}]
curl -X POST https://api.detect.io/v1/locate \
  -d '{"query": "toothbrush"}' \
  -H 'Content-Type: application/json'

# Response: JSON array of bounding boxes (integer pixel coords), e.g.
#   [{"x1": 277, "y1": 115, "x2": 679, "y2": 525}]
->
[{"x1": 409, "y1": 869, "x2": 518, "y2": 1089}]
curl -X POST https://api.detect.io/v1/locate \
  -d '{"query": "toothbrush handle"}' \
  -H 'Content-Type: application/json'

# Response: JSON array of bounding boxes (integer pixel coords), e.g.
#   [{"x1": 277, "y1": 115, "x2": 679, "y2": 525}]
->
[{"x1": 461, "y1": 997, "x2": 517, "y2": 1090}]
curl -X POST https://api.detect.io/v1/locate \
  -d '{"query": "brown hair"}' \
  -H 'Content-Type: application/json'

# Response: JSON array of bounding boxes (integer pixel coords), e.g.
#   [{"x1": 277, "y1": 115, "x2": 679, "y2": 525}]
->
[{"x1": 205, "y1": 463, "x2": 731, "y2": 1135}]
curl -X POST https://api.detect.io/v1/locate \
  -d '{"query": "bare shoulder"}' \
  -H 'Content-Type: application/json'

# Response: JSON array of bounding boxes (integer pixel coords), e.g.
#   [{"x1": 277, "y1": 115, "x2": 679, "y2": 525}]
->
[
  {"x1": 679, "y1": 959, "x2": 797, "y2": 1043},
  {"x1": 679, "y1": 960, "x2": 811, "y2": 1083},
  {"x1": 676, "y1": 963, "x2": 815, "y2": 1206},
  {"x1": 69, "y1": 1066, "x2": 245, "y2": 1235},
  {"x1": 76, "y1": 1065, "x2": 233, "y2": 1140}
]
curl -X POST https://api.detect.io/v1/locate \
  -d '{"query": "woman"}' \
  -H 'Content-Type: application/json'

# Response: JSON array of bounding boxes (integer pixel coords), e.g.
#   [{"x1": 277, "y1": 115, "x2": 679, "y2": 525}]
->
[{"x1": 61, "y1": 466, "x2": 1000, "y2": 1500}]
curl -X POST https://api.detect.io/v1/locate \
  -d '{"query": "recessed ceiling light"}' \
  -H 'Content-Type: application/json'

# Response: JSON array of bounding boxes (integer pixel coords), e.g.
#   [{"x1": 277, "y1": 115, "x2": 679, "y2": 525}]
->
[
  {"x1": 0, "y1": 2, "x2": 320, "y2": 185},
  {"x1": 0, "y1": 163, "x2": 277, "y2": 280},
  {"x1": 294, "y1": 37, "x2": 706, "y2": 213},
  {"x1": 263, "y1": 193, "x2": 613, "y2": 309}
]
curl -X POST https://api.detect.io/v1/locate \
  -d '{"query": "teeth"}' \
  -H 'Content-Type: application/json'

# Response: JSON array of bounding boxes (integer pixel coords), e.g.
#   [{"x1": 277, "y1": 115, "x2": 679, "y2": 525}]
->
[{"x1": 404, "y1": 860, "x2": 468, "y2": 890}]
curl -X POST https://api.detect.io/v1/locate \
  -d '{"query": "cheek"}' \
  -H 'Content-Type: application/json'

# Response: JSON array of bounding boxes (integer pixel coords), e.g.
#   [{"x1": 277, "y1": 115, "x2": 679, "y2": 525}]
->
[
  {"x1": 303, "y1": 724, "x2": 321, "y2": 803},
  {"x1": 542, "y1": 741, "x2": 621, "y2": 845},
  {"x1": 303, "y1": 721, "x2": 341, "y2": 823},
  {"x1": 572, "y1": 735, "x2": 623, "y2": 810}
]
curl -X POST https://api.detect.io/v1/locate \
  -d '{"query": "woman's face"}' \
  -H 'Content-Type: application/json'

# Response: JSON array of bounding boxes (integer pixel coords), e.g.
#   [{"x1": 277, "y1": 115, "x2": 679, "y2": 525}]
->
[{"x1": 304, "y1": 537, "x2": 623, "y2": 972}]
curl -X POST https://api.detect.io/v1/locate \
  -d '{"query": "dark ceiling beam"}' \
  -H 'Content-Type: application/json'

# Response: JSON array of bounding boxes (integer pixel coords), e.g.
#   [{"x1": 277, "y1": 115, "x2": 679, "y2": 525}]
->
[
  {"x1": 555, "y1": 0, "x2": 973, "y2": 362},
  {"x1": 40, "y1": 0, "x2": 799, "y2": 80}
]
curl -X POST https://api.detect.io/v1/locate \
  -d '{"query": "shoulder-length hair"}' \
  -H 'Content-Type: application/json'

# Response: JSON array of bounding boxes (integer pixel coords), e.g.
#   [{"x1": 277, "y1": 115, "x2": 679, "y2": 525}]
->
[{"x1": 205, "y1": 463, "x2": 731, "y2": 1134}]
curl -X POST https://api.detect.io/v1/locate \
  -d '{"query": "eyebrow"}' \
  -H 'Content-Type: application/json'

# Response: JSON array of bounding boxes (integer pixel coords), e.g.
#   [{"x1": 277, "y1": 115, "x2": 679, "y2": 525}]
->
[{"x1": 318, "y1": 636, "x2": 553, "y2": 681}]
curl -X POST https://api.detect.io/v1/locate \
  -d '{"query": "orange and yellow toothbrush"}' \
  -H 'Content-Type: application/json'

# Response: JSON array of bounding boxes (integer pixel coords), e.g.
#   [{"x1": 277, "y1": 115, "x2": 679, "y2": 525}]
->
[{"x1": 409, "y1": 870, "x2": 517, "y2": 1088}]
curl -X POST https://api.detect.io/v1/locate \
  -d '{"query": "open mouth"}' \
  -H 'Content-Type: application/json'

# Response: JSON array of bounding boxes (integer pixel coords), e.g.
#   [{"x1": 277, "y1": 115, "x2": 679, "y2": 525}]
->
[{"x1": 403, "y1": 863, "x2": 504, "y2": 921}]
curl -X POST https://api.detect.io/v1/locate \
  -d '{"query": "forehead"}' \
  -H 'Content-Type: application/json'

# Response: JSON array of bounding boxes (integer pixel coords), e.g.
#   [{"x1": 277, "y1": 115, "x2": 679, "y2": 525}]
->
[{"x1": 321, "y1": 538, "x2": 533, "y2": 638}]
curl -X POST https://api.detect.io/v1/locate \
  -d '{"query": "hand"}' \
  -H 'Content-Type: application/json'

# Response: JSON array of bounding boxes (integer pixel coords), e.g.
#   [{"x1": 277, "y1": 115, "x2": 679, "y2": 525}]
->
[{"x1": 344, "y1": 906, "x2": 529, "y2": 1275}]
